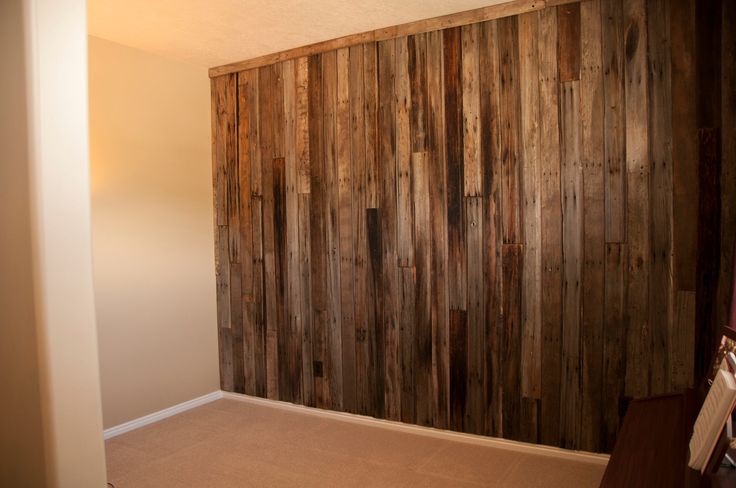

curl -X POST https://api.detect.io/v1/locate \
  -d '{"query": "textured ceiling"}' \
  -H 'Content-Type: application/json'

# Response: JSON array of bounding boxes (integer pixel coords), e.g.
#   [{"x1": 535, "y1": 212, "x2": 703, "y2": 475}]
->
[{"x1": 88, "y1": 0, "x2": 510, "y2": 68}]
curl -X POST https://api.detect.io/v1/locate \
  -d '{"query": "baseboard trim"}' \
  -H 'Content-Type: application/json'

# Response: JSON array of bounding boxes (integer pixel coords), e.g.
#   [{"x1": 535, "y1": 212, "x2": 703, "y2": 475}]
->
[
  {"x1": 103, "y1": 391, "x2": 223, "y2": 440},
  {"x1": 221, "y1": 391, "x2": 610, "y2": 466}
]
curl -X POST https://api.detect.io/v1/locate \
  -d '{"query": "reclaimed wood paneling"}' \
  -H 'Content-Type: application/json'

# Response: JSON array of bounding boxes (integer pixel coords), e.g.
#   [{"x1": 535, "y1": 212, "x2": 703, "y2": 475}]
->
[{"x1": 212, "y1": 0, "x2": 730, "y2": 453}]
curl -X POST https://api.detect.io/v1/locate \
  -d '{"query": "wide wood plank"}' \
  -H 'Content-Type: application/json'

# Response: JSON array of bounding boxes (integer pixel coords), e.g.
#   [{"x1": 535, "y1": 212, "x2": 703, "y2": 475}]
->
[
  {"x1": 426, "y1": 29, "x2": 450, "y2": 430},
  {"x1": 559, "y1": 80, "x2": 582, "y2": 450},
  {"x1": 449, "y1": 309, "x2": 468, "y2": 432},
  {"x1": 580, "y1": 0, "x2": 605, "y2": 452},
  {"x1": 623, "y1": 0, "x2": 650, "y2": 399},
  {"x1": 537, "y1": 6, "x2": 563, "y2": 447},
  {"x1": 366, "y1": 208, "x2": 385, "y2": 418},
  {"x1": 462, "y1": 24, "x2": 481, "y2": 197},
  {"x1": 378, "y1": 39, "x2": 401, "y2": 421},
  {"x1": 557, "y1": 3, "x2": 581, "y2": 82},
  {"x1": 465, "y1": 196, "x2": 485, "y2": 435}
]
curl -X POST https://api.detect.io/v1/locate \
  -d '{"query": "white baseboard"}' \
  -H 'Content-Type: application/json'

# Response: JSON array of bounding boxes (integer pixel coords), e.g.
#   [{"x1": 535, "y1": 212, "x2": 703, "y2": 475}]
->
[
  {"x1": 221, "y1": 391, "x2": 610, "y2": 466},
  {"x1": 103, "y1": 391, "x2": 223, "y2": 440}
]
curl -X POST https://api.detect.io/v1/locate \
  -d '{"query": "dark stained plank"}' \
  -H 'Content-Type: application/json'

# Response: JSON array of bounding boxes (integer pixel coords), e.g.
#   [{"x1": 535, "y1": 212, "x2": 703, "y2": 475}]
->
[
  {"x1": 308, "y1": 54, "x2": 329, "y2": 408},
  {"x1": 670, "y1": 0, "x2": 697, "y2": 291},
  {"x1": 601, "y1": 0, "x2": 626, "y2": 243},
  {"x1": 273, "y1": 157, "x2": 293, "y2": 402},
  {"x1": 400, "y1": 266, "x2": 416, "y2": 424},
  {"x1": 449, "y1": 309, "x2": 468, "y2": 432},
  {"x1": 603, "y1": 242, "x2": 627, "y2": 452},
  {"x1": 366, "y1": 209, "x2": 385, "y2": 418},
  {"x1": 462, "y1": 24, "x2": 481, "y2": 197},
  {"x1": 671, "y1": 290, "x2": 695, "y2": 392},
  {"x1": 559, "y1": 80, "x2": 582, "y2": 450},
  {"x1": 480, "y1": 19, "x2": 504, "y2": 438},
  {"x1": 580, "y1": 0, "x2": 605, "y2": 452},
  {"x1": 502, "y1": 244, "x2": 523, "y2": 440},
  {"x1": 517, "y1": 11, "x2": 541, "y2": 418},
  {"x1": 623, "y1": 0, "x2": 650, "y2": 400},
  {"x1": 336, "y1": 47, "x2": 356, "y2": 413},
  {"x1": 218, "y1": 327, "x2": 234, "y2": 391},
  {"x1": 465, "y1": 196, "x2": 485, "y2": 435},
  {"x1": 537, "y1": 6, "x2": 563, "y2": 448},
  {"x1": 322, "y1": 49, "x2": 344, "y2": 410},
  {"x1": 251, "y1": 196, "x2": 267, "y2": 398},
  {"x1": 646, "y1": 0, "x2": 672, "y2": 395},
  {"x1": 408, "y1": 34, "x2": 428, "y2": 154},
  {"x1": 230, "y1": 262, "x2": 245, "y2": 393},
  {"x1": 498, "y1": 16, "x2": 522, "y2": 245},
  {"x1": 378, "y1": 39, "x2": 401, "y2": 421},
  {"x1": 298, "y1": 194, "x2": 315, "y2": 406},
  {"x1": 396, "y1": 38, "x2": 414, "y2": 269},
  {"x1": 412, "y1": 152, "x2": 432, "y2": 428},
  {"x1": 444, "y1": 27, "x2": 467, "y2": 310},
  {"x1": 557, "y1": 3, "x2": 581, "y2": 82},
  {"x1": 363, "y1": 42, "x2": 380, "y2": 210},
  {"x1": 426, "y1": 29, "x2": 450, "y2": 430}
]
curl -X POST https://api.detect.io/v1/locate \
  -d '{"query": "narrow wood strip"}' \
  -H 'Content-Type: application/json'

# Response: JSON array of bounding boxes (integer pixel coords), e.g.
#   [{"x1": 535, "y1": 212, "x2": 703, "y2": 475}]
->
[
  {"x1": 273, "y1": 157, "x2": 291, "y2": 401},
  {"x1": 498, "y1": 16, "x2": 523, "y2": 245},
  {"x1": 603, "y1": 242, "x2": 626, "y2": 452},
  {"x1": 366, "y1": 208, "x2": 386, "y2": 418},
  {"x1": 307, "y1": 54, "x2": 329, "y2": 408},
  {"x1": 411, "y1": 162, "x2": 432, "y2": 426},
  {"x1": 646, "y1": 0, "x2": 672, "y2": 395},
  {"x1": 378, "y1": 39, "x2": 401, "y2": 421},
  {"x1": 670, "y1": 290, "x2": 695, "y2": 391},
  {"x1": 537, "y1": 6, "x2": 563, "y2": 447},
  {"x1": 363, "y1": 43, "x2": 380, "y2": 209},
  {"x1": 230, "y1": 262, "x2": 245, "y2": 394},
  {"x1": 322, "y1": 50, "x2": 344, "y2": 410},
  {"x1": 601, "y1": 0, "x2": 626, "y2": 243},
  {"x1": 462, "y1": 24, "x2": 481, "y2": 197},
  {"x1": 396, "y1": 37, "x2": 414, "y2": 268},
  {"x1": 400, "y1": 266, "x2": 416, "y2": 424},
  {"x1": 298, "y1": 194, "x2": 315, "y2": 406},
  {"x1": 295, "y1": 57, "x2": 311, "y2": 194},
  {"x1": 559, "y1": 80, "x2": 582, "y2": 450},
  {"x1": 251, "y1": 196, "x2": 267, "y2": 397},
  {"x1": 218, "y1": 327, "x2": 234, "y2": 391},
  {"x1": 622, "y1": 0, "x2": 650, "y2": 399},
  {"x1": 426, "y1": 29, "x2": 450, "y2": 430},
  {"x1": 450, "y1": 309, "x2": 468, "y2": 432},
  {"x1": 465, "y1": 196, "x2": 485, "y2": 435},
  {"x1": 518, "y1": 11, "x2": 542, "y2": 407},
  {"x1": 480, "y1": 19, "x2": 504, "y2": 438},
  {"x1": 502, "y1": 244, "x2": 523, "y2": 440},
  {"x1": 580, "y1": 0, "x2": 604, "y2": 452},
  {"x1": 670, "y1": 0, "x2": 697, "y2": 291},
  {"x1": 444, "y1": 27, "x2": 467, "y2": 310},
  {"x1": 209, "y1": 0, "x2": 561, "y2": 77}
]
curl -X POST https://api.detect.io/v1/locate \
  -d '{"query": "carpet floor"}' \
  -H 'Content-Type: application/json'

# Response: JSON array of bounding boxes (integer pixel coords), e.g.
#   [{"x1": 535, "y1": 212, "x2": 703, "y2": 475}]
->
[{"x1": 105, "y1": 398, "x2": 606, "y2": 487}]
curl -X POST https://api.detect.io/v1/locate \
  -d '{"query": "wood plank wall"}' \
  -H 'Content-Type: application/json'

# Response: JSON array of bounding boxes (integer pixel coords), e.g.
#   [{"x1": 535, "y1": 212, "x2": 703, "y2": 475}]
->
[{"x1": 210, "y1": 0, "x2": 735, "y2": 453}]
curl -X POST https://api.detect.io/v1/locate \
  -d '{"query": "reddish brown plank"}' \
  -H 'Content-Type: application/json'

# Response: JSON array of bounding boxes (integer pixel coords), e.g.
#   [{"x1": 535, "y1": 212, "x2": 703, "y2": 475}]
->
[
  {"x1": 557, "y1": 3, "x2": 581, "y2": 82},
  {"x1": 449, "y1": 309, "x2": 468, "y2": 432},
  {"x1": 502, "y1": 244, "x2": 523, "y2": 440}
]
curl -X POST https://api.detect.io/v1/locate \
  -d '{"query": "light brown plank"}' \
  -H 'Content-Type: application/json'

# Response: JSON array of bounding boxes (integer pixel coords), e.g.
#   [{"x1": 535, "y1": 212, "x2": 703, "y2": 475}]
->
[
  {"x1": 295, "y1": 57, "x2": 310, "y2": 194},
  {"x1": 462, "y1": 23, "x2": 481, "y2": 197},
  {"x1": 396, "y1": 37, "x2": 414, "y2": 269},
  {"x1": 298, "y1": 194, "x2": 315, "y2": 406}
]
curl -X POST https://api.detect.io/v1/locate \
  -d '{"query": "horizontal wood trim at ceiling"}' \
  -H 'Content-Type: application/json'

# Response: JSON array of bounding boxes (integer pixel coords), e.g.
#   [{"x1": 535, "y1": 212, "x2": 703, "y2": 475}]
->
[{"x1": 208, "y1": 0, "x2": 580, "y2": 77}]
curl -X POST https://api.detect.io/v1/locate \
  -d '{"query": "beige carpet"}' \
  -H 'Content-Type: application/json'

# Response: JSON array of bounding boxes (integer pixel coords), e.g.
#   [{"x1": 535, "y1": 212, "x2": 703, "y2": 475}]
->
[{"x1": 105, "y1": 399, "x2": 606, "y2": 487}]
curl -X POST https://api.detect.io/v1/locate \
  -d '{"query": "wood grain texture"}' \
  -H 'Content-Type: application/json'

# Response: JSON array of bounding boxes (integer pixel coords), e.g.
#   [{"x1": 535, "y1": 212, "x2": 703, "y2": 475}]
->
[{"x1": 211, "y1": 0, "x2": 726, "y2": 453}]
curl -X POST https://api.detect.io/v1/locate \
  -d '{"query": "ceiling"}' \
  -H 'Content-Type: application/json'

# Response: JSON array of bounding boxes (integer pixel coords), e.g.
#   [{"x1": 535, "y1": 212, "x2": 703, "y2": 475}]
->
[{"x1": 88, "y1": 0, "x2": 510, "y2": 69}]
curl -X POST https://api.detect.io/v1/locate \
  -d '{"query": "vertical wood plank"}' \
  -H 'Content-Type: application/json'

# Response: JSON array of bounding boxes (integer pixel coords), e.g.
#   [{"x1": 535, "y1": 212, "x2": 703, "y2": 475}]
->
[
  {"x1": 518, "y1": 11, "x2": 542, "y2": 414},
  {"x1": 502, "y1": 244, "x2": 523, "y2": 440},
  {"x1": 396, "y1": 38, "x2": 414, "y2": 269},
  {"x1": 670, "y1": 0, "x2": 697, "y2": 292},
  {"x1": 480, "y1": 19, "x2": 504, "y2": 438},
  {"x1": 465, "y1": 196, "x2": 485, "y2": 435},
  {"x1": 603, "y1": 242, "x2": 627, "y2": 452},
  {"x1": 498, "y1": 16, "x2": 522, "y2": 245},
  {"x1": 580, "y1": 0, "x2": 605, "y2": 452},
  {"x1": 602, "y1": 0, "x2": 626, "y2": 244},
  {"x1": 251, "y1": 196, "x2": 266, "y2": 397},
  {"x1": 366, "y1": 209, "x2": 385, "y2": 418},
  {"x1": 336, "y1": 47, "x2": 356, "y2": 413},
  {"x1": 427, "y1": 30, "x2": 450, "y2": 430},
  {"x1": 623, "y1": 0, "x2": 651, "y2": 399},
  {"x1": 646, "y1": 0, "x2": 672, "y2": 395},
  {"x1": 400, "y1": 266, "x2": 416, "y2": 424},
  {"x1": 298, "y1": 193, "x2": 315, "y2": 406},
  {"x1": 557, "y1": 3, "x2": 581, "y2": 82},
  {"x1": 273, "y1": 156, "x2": 291, "y2": 401},
  {"x1": 559, "y1": 80, "x2": 582, "y2": 450},
  {"x1": 537, "y1": 7, "x2": 563, "y2": 447},
  {"x1": 322, "y1": 50, "x2": 344, "y2": 410},
  {"x1": 296, "y1": 57, "x2": 311, "y2": 194},
  {"x1": 671, "y1": 290, "x2": 695, "y2": 391},
  {"x1": 445, "y1": 27, "x2": 467, "y2": 311},
  {"x1": 449, "y1": 309, "x2": 468, "y2": 432},
  {"x1": 378, "y1": 39, "x2": 401, "y2": 421},
  {"x1": 230, "y1": 261, "x2": 245, "y2": 394},
  {"x1": 364, "y1": 43, "x2": 380, "y2": 210},
  {"x1": 462, "y1": 24, "x2": 481, "y2": 197},
  {"x1": 308, "y1": 54, "x2": 329, "y2": 408}
]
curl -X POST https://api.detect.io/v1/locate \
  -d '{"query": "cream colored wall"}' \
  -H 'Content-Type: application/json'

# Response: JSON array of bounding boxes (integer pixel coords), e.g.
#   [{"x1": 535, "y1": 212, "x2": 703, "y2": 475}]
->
[
  {"x1": 2, "y1": 0, "x2": 108, "y2": 486},
  {"x1": 88, "y1": 36, "x2": 220, "y2": 429}
]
